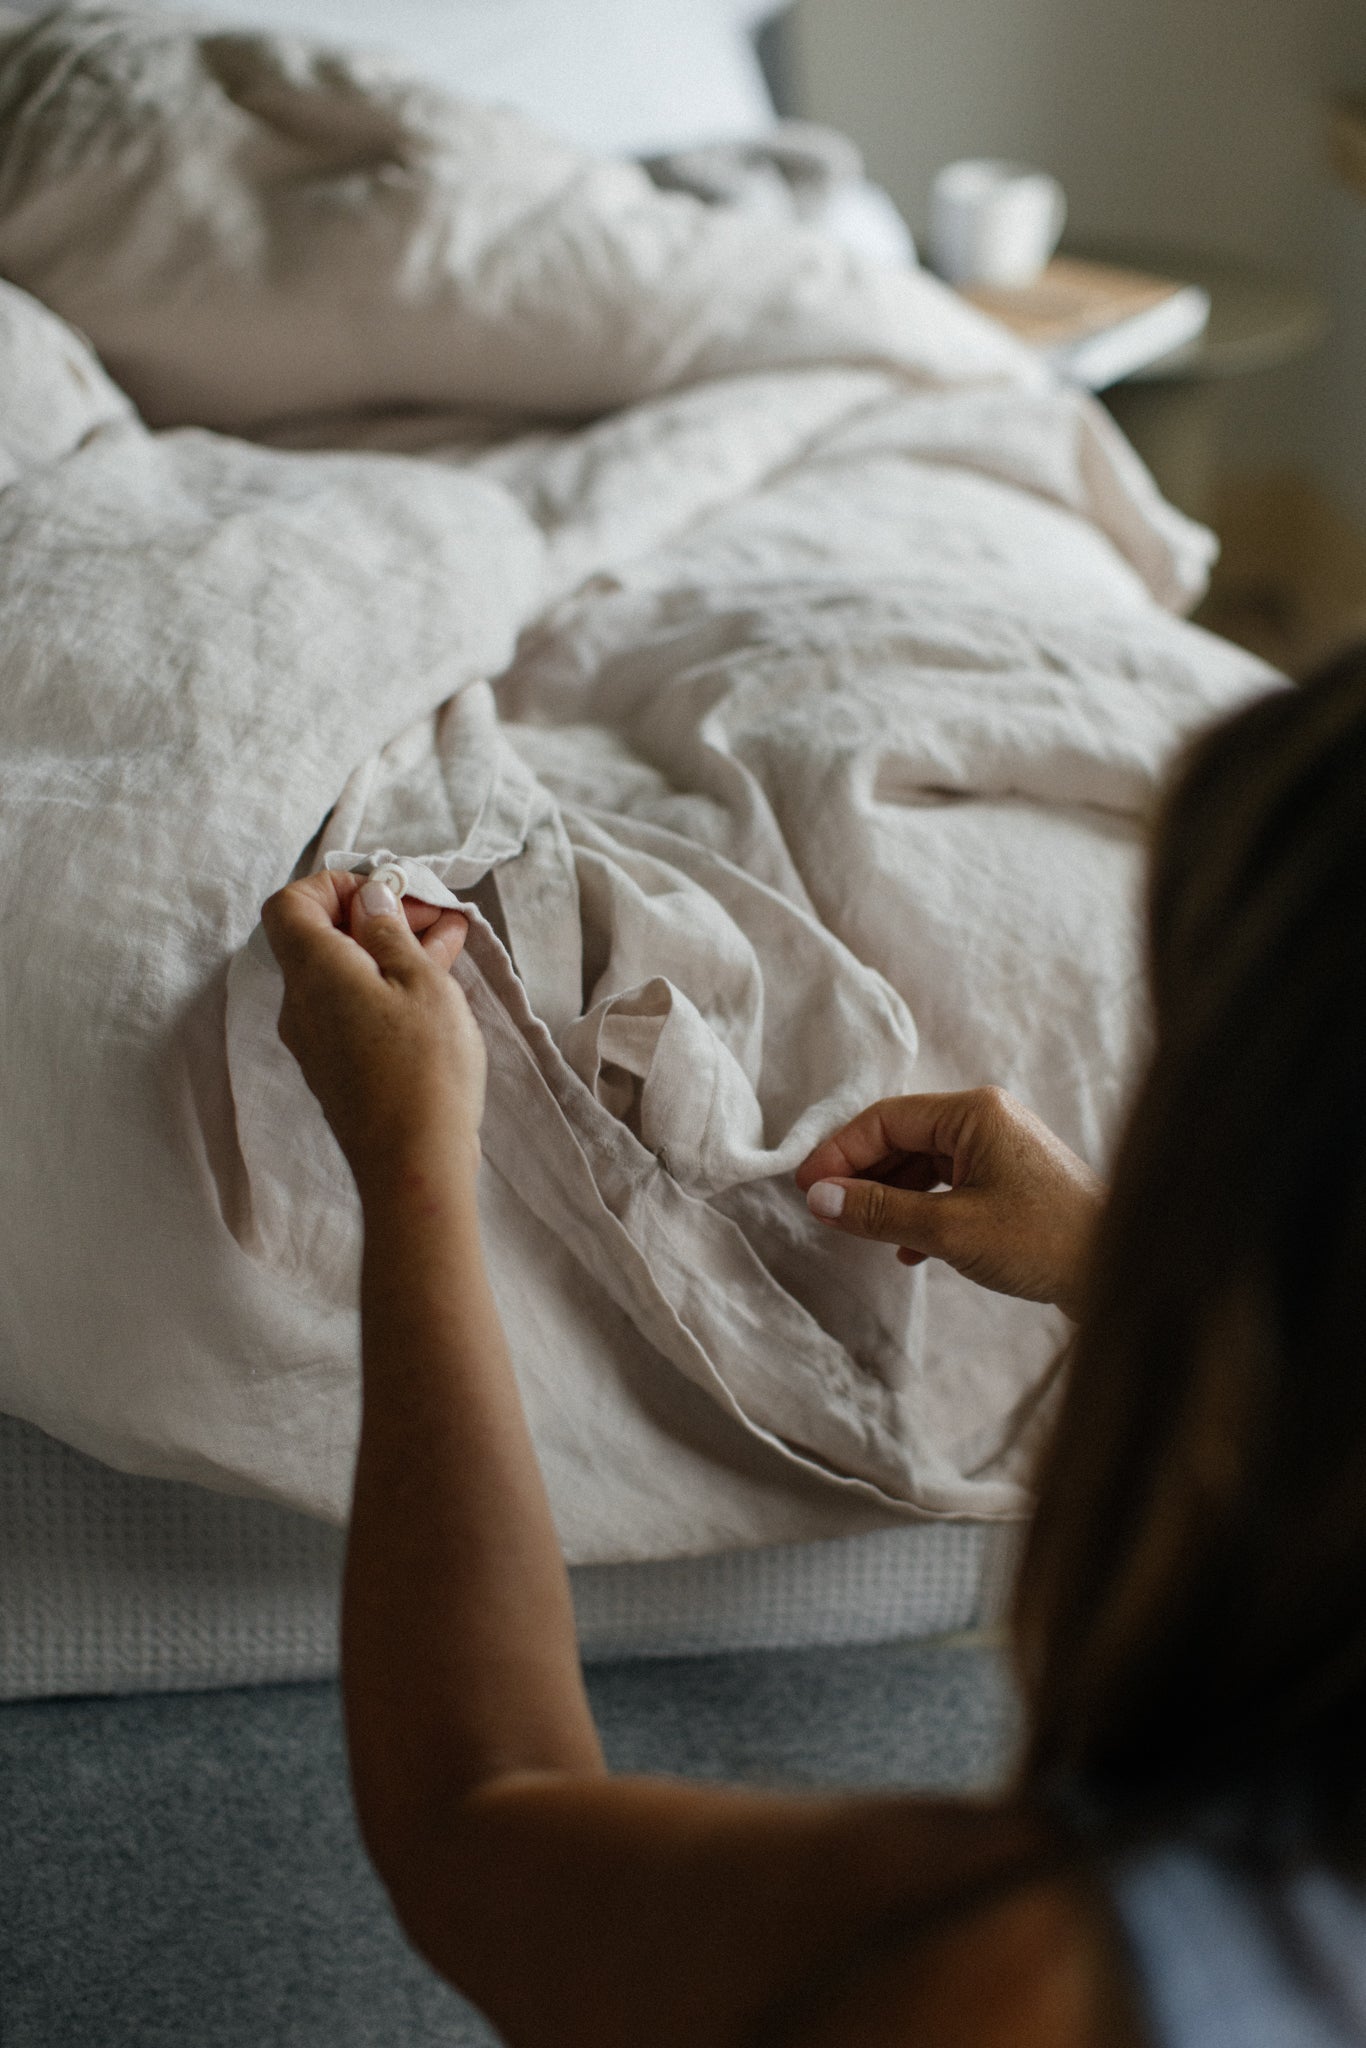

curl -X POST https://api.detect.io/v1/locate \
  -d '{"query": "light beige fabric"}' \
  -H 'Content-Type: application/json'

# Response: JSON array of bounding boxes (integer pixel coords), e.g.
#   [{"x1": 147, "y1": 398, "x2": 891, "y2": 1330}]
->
[{"x1": 0, "y1": 10, "x2": 1277, "y2": 1559}]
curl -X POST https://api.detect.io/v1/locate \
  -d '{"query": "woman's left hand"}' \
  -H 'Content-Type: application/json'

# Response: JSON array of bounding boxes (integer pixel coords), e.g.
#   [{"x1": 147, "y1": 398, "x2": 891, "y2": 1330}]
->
[
  {"x1": 262, "y1": 871, "x2": 486, "y2": 1194},
  {"x1": 796, "y1": 1087, "x2": 1104, "y2": 1321}
]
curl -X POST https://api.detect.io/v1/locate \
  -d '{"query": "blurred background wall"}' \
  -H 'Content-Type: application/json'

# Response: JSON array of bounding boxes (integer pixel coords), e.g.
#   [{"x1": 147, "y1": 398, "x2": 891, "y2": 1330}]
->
[{"x1": 781, "y1": 0, "x2": 1366, "y2": 666}]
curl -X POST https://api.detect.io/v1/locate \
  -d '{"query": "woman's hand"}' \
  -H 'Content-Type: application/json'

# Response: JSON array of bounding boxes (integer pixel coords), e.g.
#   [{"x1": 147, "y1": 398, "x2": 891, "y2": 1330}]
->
[
  {"x1": 261, "y1": 871, "x2": 486, "y2": 1195},
  {"x1": 796, "y1": 1087, "x2": 1104, "y2": 1321}
]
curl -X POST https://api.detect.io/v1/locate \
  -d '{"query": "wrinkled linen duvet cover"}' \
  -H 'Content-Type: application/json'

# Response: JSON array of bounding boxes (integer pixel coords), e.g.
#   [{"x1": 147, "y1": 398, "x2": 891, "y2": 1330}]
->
[{"x1": 0, "y1": 8, "x2": 1275, "y2": 1559}]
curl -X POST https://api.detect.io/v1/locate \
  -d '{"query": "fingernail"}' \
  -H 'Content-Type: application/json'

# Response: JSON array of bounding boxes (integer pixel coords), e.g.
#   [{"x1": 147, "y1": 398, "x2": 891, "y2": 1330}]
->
[
  {"x1": 807, "y1": 1181, "x2": 846, "y2": 1220},
  {"x1": 358, "y1": 881, "x2": 400, "y2": 918}
]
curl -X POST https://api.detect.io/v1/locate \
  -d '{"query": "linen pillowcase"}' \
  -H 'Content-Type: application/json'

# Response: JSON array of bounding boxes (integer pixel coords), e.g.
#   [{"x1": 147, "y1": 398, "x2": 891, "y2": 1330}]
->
[{"x1": 0, "y1": 0, "x2": 783, "y2": 153}]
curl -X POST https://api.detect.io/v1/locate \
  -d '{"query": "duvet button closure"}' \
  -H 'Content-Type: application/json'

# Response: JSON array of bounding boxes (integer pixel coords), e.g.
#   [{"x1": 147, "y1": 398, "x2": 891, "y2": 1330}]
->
[{"x1": 369, "y1": 861, "x2": 408, "y2": 897}]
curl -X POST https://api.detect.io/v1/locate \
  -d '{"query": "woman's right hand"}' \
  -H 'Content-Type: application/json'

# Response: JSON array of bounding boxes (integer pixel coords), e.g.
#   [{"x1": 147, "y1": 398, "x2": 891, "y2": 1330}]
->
[
  {"x1": 262, "y1": 870, "x2": 486, "y2": 1197},
  {"x1": 796, "y1": 1088, "x2": 1105, "y2": 1321}
]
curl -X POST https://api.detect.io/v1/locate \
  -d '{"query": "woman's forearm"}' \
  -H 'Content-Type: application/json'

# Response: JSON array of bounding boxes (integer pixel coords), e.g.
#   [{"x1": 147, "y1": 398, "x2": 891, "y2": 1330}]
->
[{"x1": 341, "y1": 1138, "x2": 604, "y2": 1869}]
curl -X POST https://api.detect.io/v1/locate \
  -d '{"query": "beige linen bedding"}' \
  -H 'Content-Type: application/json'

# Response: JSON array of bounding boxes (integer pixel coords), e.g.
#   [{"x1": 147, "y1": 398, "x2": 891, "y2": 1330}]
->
[{"x1": 0, "y1": 9, "x2": 1274, "y2": 1559}]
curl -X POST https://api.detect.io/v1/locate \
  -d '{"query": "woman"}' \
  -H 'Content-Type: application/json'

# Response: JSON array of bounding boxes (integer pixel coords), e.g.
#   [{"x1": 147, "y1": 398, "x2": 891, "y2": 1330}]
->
[{"x1": 262, "y1": 643, "x2": 1366, "y2": 2046}]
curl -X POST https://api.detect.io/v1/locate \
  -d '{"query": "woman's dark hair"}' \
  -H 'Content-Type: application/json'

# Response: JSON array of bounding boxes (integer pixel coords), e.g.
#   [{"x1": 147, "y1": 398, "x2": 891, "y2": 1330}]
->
[{"x1": 1014, "y1": 641, "x2": 1366, "y2": 1879}]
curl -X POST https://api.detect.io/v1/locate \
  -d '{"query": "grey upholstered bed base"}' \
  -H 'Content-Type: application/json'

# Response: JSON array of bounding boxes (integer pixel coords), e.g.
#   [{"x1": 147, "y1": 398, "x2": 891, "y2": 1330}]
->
[{"x1": 0, "y1": 1413, "x2": 1013, "y2": 1700}]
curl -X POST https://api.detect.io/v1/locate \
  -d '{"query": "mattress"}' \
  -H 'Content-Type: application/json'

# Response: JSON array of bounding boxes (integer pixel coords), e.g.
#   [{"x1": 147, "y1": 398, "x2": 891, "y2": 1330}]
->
[
  {"x1": 0, "y1": 11, "x2": 1273, "y2": 1570},
  {"x1": 0, "y1": 15, "x2": 1271, "y2": 1691},
  {"x1": 0, "y1": 1413, "x2": 1012, "y2": 1701}
]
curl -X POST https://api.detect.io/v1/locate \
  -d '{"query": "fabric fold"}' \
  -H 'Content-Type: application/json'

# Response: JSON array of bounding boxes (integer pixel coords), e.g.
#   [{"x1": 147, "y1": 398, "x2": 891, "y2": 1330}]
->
[{"x1": 0, "y1": 15, "x2": 1280, "y2": 1554}]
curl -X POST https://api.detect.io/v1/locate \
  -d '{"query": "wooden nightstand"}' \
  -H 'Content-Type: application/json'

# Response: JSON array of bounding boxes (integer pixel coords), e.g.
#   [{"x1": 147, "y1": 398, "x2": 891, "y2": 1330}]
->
[{"x1": 1077, "y1": 243, "x2": 1328, "y2": 524}]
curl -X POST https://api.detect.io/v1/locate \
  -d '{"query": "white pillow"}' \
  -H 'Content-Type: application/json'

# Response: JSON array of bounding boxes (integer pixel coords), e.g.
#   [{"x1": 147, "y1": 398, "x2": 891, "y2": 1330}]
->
[
  {"x1": 730, "y1": 0, "x2": 791, "y2": 25},
  {"x1": 84, "y1": 0, "x2": 783, "y2": 155}
]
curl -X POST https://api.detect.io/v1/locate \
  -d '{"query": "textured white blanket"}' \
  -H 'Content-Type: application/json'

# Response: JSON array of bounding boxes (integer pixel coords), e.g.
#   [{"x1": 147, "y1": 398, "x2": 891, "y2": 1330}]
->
[{"x1": 0, "y1": 9, "x2": 1274, "y2": 1558}]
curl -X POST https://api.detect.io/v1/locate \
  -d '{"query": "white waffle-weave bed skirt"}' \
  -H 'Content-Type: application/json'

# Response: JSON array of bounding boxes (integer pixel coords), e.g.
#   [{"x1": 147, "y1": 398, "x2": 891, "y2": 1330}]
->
[{"x1": 0, "y1": 1414, "x2": 1013, "y2": 1701}]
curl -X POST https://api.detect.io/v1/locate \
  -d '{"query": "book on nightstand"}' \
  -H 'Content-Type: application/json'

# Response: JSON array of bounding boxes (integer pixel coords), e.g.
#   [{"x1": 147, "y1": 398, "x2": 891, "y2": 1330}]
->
[{"x1": 964, "y1": 256, "x2": 1212, "y2": 390}]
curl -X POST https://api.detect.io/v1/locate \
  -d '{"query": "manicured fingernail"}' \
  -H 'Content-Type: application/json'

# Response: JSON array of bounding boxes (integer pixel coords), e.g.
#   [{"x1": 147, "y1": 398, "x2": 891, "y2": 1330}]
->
[
  {"x1": 807, "y1": 1182, "x2": 846, "y2": 1220},
  {"x1": 358, "y1": 881, "x2": 400, "y2": 917}
]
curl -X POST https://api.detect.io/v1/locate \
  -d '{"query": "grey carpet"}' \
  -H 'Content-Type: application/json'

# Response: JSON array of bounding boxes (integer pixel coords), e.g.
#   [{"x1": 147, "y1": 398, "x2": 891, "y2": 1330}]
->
[{"x1": 0, "y1": 1636, "x2": 1015, "y2": 2048}]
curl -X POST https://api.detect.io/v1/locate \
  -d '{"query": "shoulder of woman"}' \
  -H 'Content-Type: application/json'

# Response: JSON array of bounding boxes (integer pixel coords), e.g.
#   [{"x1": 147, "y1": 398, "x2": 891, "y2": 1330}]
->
[
  {"x1": 384, "y1": 1772, "x2": 1144, "y2": 2048},
  {"x1": 763, "y1": 1804, "x2": 1148, "y2": 2048}
]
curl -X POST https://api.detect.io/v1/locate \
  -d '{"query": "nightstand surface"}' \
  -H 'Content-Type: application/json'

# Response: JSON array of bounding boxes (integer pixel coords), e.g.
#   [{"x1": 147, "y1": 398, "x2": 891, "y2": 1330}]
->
[{"x1": 1071, "y1": 242, "x2": 1328, "y2": 383}]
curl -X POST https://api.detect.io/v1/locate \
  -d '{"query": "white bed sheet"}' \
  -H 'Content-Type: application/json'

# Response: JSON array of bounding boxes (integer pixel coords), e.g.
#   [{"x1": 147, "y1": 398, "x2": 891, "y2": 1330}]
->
[
  {"x1": 0, "y1": 12, "x2": 1277, "y2": 1575},
  {"x1": 0, "y1": 1413, "x2": 1010, "y2": 1700}
]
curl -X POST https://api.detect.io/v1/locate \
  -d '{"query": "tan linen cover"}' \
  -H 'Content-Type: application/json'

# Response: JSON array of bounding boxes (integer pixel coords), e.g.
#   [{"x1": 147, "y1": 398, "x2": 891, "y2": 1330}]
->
[{"x1": 0, "y1": 10, "x2": 1274, "y2": 1558}]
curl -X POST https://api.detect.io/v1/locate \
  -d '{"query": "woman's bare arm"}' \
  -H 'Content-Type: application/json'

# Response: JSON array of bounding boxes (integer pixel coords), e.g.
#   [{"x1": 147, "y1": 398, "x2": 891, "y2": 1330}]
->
[
  {"x1": 346, "y1": 1143, "x2": 604, "y2": 1827},
  {"x1": 262, "y1": 874, "x2": 1121, "y2": 2048},
  {"x1": 263, "y1": 872, "x2": 604, "y2": 1808}
]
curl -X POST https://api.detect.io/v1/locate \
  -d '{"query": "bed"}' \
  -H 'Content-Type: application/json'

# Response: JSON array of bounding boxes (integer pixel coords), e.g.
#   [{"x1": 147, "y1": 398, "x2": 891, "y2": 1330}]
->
[
  {"x1": 0, "y1": 10, "x2": 1282, "y2": 2040},
  {"x1": 0, "y1": 3, "x2": 1271, "y2": 1700}
]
